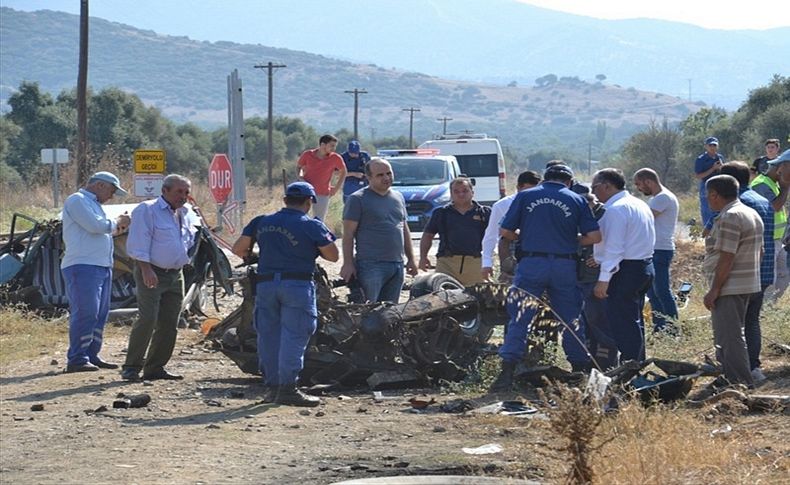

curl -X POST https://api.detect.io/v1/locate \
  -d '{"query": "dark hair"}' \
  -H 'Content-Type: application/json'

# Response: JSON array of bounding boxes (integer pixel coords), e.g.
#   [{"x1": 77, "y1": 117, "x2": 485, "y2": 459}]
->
[
  {"x1": 594, "y1": 168, "x2": 626, "y2": 190},
  {"x1": 450, "y1": 177, "x2": 474, "y2": 191},
  {"x1": 517, "y1": 170, "x2": 541, "y2": 187},
  {"x1": 364, "y1": 157, "x2": 388, "y2": 176},
  {"x1": 545, "y1": 159, "x2": 564, "y2": 168},
  {"x1": 706, "y1": 174, "x2": 739, "y2": 200},
  {"x1": 543, "y1": 167, "x2": 573, "y2": 182},
  {"x1": 720, "y1": 161, "x2": 751, "y2": 187},
  {"x1": 319, "y1": 134, "x2": 338, "y2": 145},
  {"x1": 765, "y1": 138, "x2": 780, "y2": 148},
  {"x1": 284, "y1": 195, "x2": 310, "y2": 206},
  {"x1": 633, "y1": 167, "x2": 660, "y2": 184}
]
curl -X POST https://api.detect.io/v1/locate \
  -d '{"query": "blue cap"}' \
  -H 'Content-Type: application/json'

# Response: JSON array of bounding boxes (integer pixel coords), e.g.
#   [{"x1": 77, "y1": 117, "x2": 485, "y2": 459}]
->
[
  {"x1": 767, "y1": 148, "x2": 790, "y2": 166},
  {"x1": 286, "y1": 181, "x2": 317, "y2": 202},
  {"x1": 348, "y1": 140, "x2": 361, "y2": 154},
  {"x1": 544, "y1": 164, "x2": 574, "y2": 179},
  {"x1": 705, "y1": 137, "x2": 719, "y2": 145},
  {"x1": 89, "y1": 171, "x2": 128, "y2": 196}
]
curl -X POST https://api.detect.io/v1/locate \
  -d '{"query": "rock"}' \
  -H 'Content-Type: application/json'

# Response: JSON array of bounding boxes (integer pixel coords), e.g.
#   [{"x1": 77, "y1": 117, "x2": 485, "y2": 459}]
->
[
  {"x1": 315, "y1": 411, "x2": 326, "y2": 417},
  {"x1": 298, "y1": 410, "x2": 311, "y2": 416},
  {"x1": 50, "y1": 359, "x2": 59, "y2": 366},
  {"x1": 433, "y1": 426, "x2": 446, "y2": 432},
  {"x1": 30, "y1": 404, "x2": 44, "y2": 412},
  {"x1": 206, "y1": 424, "x2": 221, "y2": 429}
]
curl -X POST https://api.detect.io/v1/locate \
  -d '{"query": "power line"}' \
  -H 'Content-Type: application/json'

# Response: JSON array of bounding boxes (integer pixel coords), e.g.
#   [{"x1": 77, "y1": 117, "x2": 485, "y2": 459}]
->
[
  {"x1": 436, "y1": 116, "x2": 453, "y2": 135},
  {"x1": 344, "y1": 88, "x2": 367, "y2": 141},
  {"x1": 402, "y1": 107, "x2": 421, "y2": 148},
  {"x1": 253, "y1": 61, "x2": 286, "y2": 188}
]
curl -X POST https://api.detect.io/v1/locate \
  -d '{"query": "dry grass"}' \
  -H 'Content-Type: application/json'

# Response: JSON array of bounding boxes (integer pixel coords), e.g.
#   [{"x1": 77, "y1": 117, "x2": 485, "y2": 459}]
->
[{"x1": 0, "y1": 306, "x2": 69, "y2": 366}]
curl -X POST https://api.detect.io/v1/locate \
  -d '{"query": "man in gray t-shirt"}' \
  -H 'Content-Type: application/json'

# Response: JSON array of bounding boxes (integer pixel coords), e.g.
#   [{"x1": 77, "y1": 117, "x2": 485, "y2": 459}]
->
[
  {"x1": 341, "y1": 158, "x2": 418, "y2": 303},
  {"x1": 634, "y1": 168, "x2": 679, "y2": 332}
]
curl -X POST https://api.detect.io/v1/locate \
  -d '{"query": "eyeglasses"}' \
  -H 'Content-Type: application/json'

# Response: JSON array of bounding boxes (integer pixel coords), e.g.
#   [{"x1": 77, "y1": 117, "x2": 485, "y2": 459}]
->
[{"x1": 591, "y1": 182, "x2": 604, "y2": 191}]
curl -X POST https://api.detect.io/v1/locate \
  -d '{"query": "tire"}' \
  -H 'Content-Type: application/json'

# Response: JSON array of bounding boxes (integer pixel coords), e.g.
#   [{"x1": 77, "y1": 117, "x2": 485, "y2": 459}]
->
[{"x1": 409, "y1": 272, "x2": 464, "y2": 299}]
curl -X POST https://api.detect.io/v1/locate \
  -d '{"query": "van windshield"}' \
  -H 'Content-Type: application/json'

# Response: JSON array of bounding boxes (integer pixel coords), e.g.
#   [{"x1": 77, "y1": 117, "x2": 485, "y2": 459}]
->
[
  {"x1": 391, "y1": 159, "x2": 448, "y2": 186},
  {"x1": 454, "y1": 154, "x2": 498, "y2": 177}
]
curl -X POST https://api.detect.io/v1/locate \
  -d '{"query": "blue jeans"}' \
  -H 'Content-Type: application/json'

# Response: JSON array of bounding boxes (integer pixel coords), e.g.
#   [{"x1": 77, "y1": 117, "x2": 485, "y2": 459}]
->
[
  {"x1": 499, "y1": 257, "x2": 587, "y2": 366},
  {"x1": 604, "y1": 259, "x2": 654, "y2": 362},
  {"x1": 580, "y1": 282, "x2": 618, "y2": 370},
  {"x1": 255, "y1": 278, "x2": 317, "y2": 387},
  {"x1": 63, "y1": 264, "x2": 112, "y2": 366},
  {"x1": 647, "y1": 249, "x2": 678, "y2": 332},
  {"x1": 356, "y1": 260, "x2": 404, "y2": 303},
  {"x1": 699, "y1": 188, "x2": 715, "y2": 228}
]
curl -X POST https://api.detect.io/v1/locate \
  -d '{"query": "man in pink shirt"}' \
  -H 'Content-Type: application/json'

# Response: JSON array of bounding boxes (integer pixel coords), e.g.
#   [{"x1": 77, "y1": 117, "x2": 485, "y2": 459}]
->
[{"x1": 297, "y1": 134, "x2": 347, "y2": 221}]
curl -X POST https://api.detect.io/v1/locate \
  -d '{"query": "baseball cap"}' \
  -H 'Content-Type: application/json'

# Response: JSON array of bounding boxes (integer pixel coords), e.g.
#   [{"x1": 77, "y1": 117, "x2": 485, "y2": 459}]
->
[
  {"x1": 285, "y1": 181, "x2": 317, "y2": 202},
  {"x1": 544, "y1": 164, "x2": 574, "y2": 179},
  {"x1": 767, "y1": 148, "x2": 790, "y2": 166},
  {"x1": 705, "y1": 137, "x2": 719, "y2": 146},
  {"x1": 348, "y1": 140, "x2": 361, "y2": 154},
  {"x1": 90, "y1": 171, "x2": 128, "y2": 196}
]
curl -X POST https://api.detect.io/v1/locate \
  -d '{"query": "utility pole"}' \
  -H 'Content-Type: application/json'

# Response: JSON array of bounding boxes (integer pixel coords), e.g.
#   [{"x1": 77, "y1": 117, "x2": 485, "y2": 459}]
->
[
  {"x1": 436, "y1": 117, "x2": 452, "y2": 135},
  {"x1": 254, "y1": 61, "x2": 286, "y2": 188},
  {"x1": 344, "y1": 88, "x2": 367, "y2": 140},
  {"x1": 402, "y1": 107, "x2": 421, "y2": 148},
  {"x1": 76, "y1": 0, "x2": 89, "y2": 188}
]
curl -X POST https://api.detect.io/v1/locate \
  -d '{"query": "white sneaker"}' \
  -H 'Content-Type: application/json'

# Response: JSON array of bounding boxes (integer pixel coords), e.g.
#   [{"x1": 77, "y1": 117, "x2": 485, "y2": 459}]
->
[{"x1": 751, "y1": 368, "x2": 767, "y2": 383}]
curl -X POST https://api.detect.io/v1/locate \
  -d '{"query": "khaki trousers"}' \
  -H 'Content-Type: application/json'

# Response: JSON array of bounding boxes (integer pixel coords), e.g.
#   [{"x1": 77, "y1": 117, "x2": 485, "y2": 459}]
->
[{"x1": 435, "y1": 255, "x2": 484, "y2": 286}]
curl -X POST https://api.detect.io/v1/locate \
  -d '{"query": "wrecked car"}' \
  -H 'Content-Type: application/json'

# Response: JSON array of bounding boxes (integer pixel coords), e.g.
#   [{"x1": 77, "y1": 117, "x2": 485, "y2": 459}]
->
[{"x1": 0, "y1": 207, "x2": 233, "y2": 317}]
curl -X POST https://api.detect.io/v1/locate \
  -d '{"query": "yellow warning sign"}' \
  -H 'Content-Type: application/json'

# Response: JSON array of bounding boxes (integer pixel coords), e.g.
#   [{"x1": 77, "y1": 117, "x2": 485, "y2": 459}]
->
[{"x1": 133, "y1": 150, "x2": 166, "y2": 173}]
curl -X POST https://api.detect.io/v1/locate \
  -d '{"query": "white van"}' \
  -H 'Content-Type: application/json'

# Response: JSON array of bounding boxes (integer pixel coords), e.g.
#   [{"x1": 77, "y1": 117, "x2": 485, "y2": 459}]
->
[{"x1": 418, "y1": 134, "x2": 506, "y2": 206}]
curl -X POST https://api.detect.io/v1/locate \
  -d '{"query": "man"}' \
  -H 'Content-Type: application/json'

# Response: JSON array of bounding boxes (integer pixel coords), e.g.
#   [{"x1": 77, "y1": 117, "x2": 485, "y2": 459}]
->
[
  {"x1": 341, "y1": 158, "x2": 418, "y2": 303},
  {"x1": 341, "y1": 140, "x2": 370, "y2": 203},
  {"x1": 703, "y1": 175, "x2": 764, "y2": 387},
  {"x1": 546, "y1": 160, "x2": 588, "y2": 195},
  {"x1": 695, "y1": 136, "x2": 725, "y2": 227},
  {"x1": 751, "y1": 138, "x2": 780, "y2": 181},
  {"x1": 718, "y1": 162, "x2": 774, "y2": 383},
  {"x1": 592, "y1": 168, "x2": 655, "y2": 363},
  {"x1": 749, "y1": 148, "x2": 790, "y2": 302},
  {"x1": 297, "y1": 134, "x2": 347, "y2": 221},
  {"x1": 232, "y1": 182, "x2": 339, "y2": 407},
  {"x1": 419, "y1": 177, "x2": 491, "y2": 286},
  {"x1": 61, "y1": 172, "x2": 130, "y2": 373},
  {"x1": 633, "y1": 168, "x2": 679, "y2": 333},
  {"x1": 122, "y1": 174, "x2": 196, "y2": 381},
  {"x1": 490, "y1": 164, "x2": 601, "y2": 391},
  {"x1": 481, "y1": 170, "x2": 541, "y2": 282}
]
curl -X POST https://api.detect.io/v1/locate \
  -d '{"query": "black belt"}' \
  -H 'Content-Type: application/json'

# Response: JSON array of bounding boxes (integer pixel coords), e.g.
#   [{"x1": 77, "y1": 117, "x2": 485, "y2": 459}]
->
[
  {"x1": 255, "y1": 272, "x2": 314, "y2": 283},
  {"x1": 151, "y1": 264, "x2": 180, "y2": 273},
  {"x1": 522, "y1": 251, "x2": 576, "y2": 260},
  {"x1": 622, "y1": 258, "x2": 653, "y2": 264}
]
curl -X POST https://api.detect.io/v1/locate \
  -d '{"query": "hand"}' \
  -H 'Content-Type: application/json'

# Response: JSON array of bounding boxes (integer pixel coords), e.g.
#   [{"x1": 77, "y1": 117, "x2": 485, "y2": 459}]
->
[
  {"x1": 418, "y1": 256, "x2": 433, "y2": 271},
  {"x1": 481, "y1": 267, "x2": 493, "y2": 281},
  {"x1": 141, "y1": 266, "x2": 159, "y2": 289},
  {"x1": 585, "y1": 257, "x2": 600, "y2": 268},
  {"x1": 593, "y1": 281, "x2": 609, "y2": 299},
  {"x1": 405, "y1": 259, "x2": 419, "y2": 277},
  {"x1": 703, "y1": 289, "x2": 719, "y2": 310},
  {"x1": 340, "y1": 262, "x2": 356, "y2": 282}
]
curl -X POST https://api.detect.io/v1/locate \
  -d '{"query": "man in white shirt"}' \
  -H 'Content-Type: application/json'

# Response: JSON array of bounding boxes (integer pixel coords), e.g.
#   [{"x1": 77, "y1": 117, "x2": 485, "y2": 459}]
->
[
  {"x1": 633, "y1": 168, "x2": 679, "y2": 333},
  {"x1": 592, "y1": 168, "x2": 656, "y2": 363},
  {"x1": 481, "y1": 170, "x2": 541, "y2": 282}
]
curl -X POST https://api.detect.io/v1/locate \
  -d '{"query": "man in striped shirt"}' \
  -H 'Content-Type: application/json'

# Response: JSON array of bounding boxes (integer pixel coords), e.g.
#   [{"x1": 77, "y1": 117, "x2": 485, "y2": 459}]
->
[{"x1": 703, "y1": 175, "x2": 764, "y2": 387}]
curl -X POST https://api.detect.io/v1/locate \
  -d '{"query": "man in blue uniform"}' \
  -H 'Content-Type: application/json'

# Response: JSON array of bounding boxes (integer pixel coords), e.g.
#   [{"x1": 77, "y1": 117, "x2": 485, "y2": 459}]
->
[
  {"x1": 341, "y1": 140, "x2": 371, "y2": 203},
  {"x1": 232, "y1": 182, "x2": 339, "y2": 407},
  {"x1": 490, "y1": 164, "x2": 601, "y2": 391},
  {"x1": 695, "y1": 136, "x2": 725, "y2": 227}
]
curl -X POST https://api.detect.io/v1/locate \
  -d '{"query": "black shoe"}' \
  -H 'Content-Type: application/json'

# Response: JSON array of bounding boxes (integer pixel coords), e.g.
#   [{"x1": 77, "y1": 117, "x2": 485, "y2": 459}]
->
[
  {"x1": 275, "y1": 386, "x2": 320, "y2": 407},
  {"x1": 65, "y1": 362, "x2": 100, "y2": 373},
  {"x1": 91, "y1": 358, "x2": 119, "y2": 369},
  {"x1": 261, "y1": 385, "x2": 277, "y2": 403},
  {"x1": 489, "y1": 361, "x2": 516, "y2": 392},
  {"x1": 121, "y1": 368, "x2": 141, "y2": 381},
  {"x1": 142, "y1": 369, "x2": 184, "y2": 381}
]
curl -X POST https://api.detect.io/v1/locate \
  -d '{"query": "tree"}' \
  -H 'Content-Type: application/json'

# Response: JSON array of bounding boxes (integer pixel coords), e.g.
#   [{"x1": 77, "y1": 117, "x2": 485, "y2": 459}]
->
[
  {"x1": 534, "y1": 74, "x2": 558, "y2": 88},
  {"x1": 622, "y1": 119, "x2": 686, "y2": 190},
  {"x1": 595, "y1": 74, "x2": 607, "y2": 82}
]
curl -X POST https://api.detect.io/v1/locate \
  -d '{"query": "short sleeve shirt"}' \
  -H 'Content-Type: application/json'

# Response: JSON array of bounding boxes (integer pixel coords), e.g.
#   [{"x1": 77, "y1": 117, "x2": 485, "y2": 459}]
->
[
  {"x1": 703, "y1": 200, "x2": 763, "y2": 296},
  {"x1": 344, "y1": 188, "x2": 407, "y2": 262},
  {"x1": 649, "y1": 188, "x2": 679, "y2": 251},
  {"x1": 501, "y1": 181, "x2": 599, "y2": 255},
  {"x1": 242, "y1": 208, "x2": 336, "y2": 274},
  {"x1": 297, "y1": 149, "x2": 345, "y2": 196},
  {"x1": 424, "y1": 202, "x2": 491, "y2": 257},
  {"x1": 695, "y1": 152, "x2": 725, "y2": 190}
]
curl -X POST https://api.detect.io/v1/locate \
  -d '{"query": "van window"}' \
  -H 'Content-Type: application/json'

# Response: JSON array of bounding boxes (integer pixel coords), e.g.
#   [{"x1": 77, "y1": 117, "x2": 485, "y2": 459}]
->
[
  {"x1": 454, "y1": 154, "x2": 498, "y2": 177},
  {"x1": 391, "y1": 159, "x2": 448, "y2": 186}
]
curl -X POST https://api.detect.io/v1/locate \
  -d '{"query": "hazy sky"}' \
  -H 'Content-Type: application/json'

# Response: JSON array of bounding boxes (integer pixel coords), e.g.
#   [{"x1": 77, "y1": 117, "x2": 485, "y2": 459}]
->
[{"x1": 2, "y1": 0, "x2": 788, "y2": 31}]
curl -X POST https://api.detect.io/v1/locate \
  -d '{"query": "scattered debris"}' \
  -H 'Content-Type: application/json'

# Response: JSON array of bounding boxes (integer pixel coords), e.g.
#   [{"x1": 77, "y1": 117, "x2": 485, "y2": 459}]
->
[
  {"x1": 30, "y1": 404, "x2": 44, "y2": 412},
  {"x1": 113, "y1": 394, "x2": 151, "y2": 409},
  {"x1": 469, "y1": 400, "x2": 538, "y2": 416},
  {"x1": 408, "y1": 397, "x2": 436, "y2": 409},
  {"x1": 462, "y1": 443, "x2": 503, "y2": 455}
]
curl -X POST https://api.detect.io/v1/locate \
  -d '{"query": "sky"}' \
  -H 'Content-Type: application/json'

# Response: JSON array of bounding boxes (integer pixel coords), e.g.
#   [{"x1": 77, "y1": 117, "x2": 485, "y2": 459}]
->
[{"x1": 1, "y1": 0, "x2": 788, "y2": 32}]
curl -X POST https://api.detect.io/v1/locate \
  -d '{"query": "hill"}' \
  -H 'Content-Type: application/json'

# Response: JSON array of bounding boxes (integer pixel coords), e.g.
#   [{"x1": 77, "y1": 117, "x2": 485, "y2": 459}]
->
[{"x1": 1, "y1": 7, "x2": 704, "y2": 156}]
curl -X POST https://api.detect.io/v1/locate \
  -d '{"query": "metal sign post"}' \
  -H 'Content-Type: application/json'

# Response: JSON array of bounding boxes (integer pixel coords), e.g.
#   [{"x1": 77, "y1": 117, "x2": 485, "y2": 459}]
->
[{"x1": 40, "y1": 148, "x2": 69, "y2": 207}]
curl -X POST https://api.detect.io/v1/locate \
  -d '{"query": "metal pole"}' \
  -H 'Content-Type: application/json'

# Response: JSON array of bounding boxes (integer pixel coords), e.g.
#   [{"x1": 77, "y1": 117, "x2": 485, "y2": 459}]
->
[
  {"x1": 344, "y1": 88, "x2": 367, "y2": 140},
  {"x1": 437, "y1": 117, "x2": 452, "y2": 135},
  {"x1": 402, "y1": 107, "x2": 421, "y2": 148},
  {"x1": 254, "y1": 62, "x2": 286, "y2": 188},
  {"x1": 53, "y1": 150, "x2": 60, "y2": 207}
]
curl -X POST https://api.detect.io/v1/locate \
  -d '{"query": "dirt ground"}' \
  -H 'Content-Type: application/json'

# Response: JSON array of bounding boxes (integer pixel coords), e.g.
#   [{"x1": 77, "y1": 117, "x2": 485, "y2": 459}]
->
[{"x1": 1, "y1": 250, "x2": 788, "y2": 484}]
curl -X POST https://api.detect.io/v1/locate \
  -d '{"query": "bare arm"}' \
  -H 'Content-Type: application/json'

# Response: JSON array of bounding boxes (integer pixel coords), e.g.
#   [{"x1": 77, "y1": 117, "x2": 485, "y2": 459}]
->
[
  {"x1": 499, "y1": 228, "x2": 518, "y2": 241},
  {"x1": 418, "y1": 232, "x2": 436, "y2": 270},
  {"x1": 703, "y1": 251, "x2": 736, "y2": 310},
  {"x1": 769, "y1": 185, "x2": 788, "y2": 213},
  {"x1": 579, "y1": 230, "x2": 602, "y2": 246},
  {"x1": 319, "y1": 242, "x2": 339, "y2": 262},
  {"x1": 340, "y1": 219, "x2": 359, "y2": 282},
  {"x1": 330, "y1": 165, "x2": 348, "y2": 197},
  {"x1": 232, "y1": 235, "x2": 254, "y2": 259},
  {"x1": 403, "y1": 223, "x2": 418, "y2": 276}
]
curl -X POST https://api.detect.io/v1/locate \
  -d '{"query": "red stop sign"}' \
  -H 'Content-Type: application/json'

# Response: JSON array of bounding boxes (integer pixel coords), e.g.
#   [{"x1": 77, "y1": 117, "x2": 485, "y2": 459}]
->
[{"x1": 209, "y1": 154, "x2": 233, "y2": 203}]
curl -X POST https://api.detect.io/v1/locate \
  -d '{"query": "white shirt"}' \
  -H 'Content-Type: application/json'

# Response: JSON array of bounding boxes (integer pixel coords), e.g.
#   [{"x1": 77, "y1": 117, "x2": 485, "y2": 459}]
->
[
  {"x1": 126, "y1": 197, "x2": 196, "y2": 270},
  {"x1": 594, "y1": 190, "x2": 655, "y2": 282},
  {"x1": 649, "y1": 186, "x2": 679, "y2": 251},
  {"x1": 481, "y1": 193, "x2": 517, "y2": 267}
]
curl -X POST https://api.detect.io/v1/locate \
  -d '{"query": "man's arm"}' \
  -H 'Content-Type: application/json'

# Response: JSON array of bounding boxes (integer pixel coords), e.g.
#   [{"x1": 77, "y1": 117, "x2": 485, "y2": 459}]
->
[
  {"x1": 499, "y1": 228, "x2": 518, "y2": 241},
  {"x1": 232, "y1": 235, "x2": 254, "y2": 259},
  {"x1": 419, "y1": 232, "x2": 436, "y2": 270},
  {"x1": 318, "y1": 242, "x2": 339, "y2": 262},
  {"x1": 340, "y1": 219, "x2": 358, "y2": 282},
  {"x1": 481, "y1": 202, "x2": 505, "y2": 274},
  {"x1": 330, "y1": 164, "x2": 348, "y2": 197},
  {"x1": 403, "y1": 223, "x2": 418, "y2": 276},
  {"x1": 703, "y1": 251, "x2": 736, "y2": 310},
  {"x1": 579, "y1": 230, "x2": 602, "y2": 246},
  {"x1": 63, "y1": 196, "x2": 115, "y2": 234},
  {"x1": 695, "y1": 158, "x2": 723, "y2": 180}
]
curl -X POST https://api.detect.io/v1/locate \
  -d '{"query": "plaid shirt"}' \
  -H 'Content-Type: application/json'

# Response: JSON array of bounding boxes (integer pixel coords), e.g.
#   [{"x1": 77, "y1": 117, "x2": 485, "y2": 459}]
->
[{"x1": 739, "y1": 189, "x2": 775, "y2": 287}]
